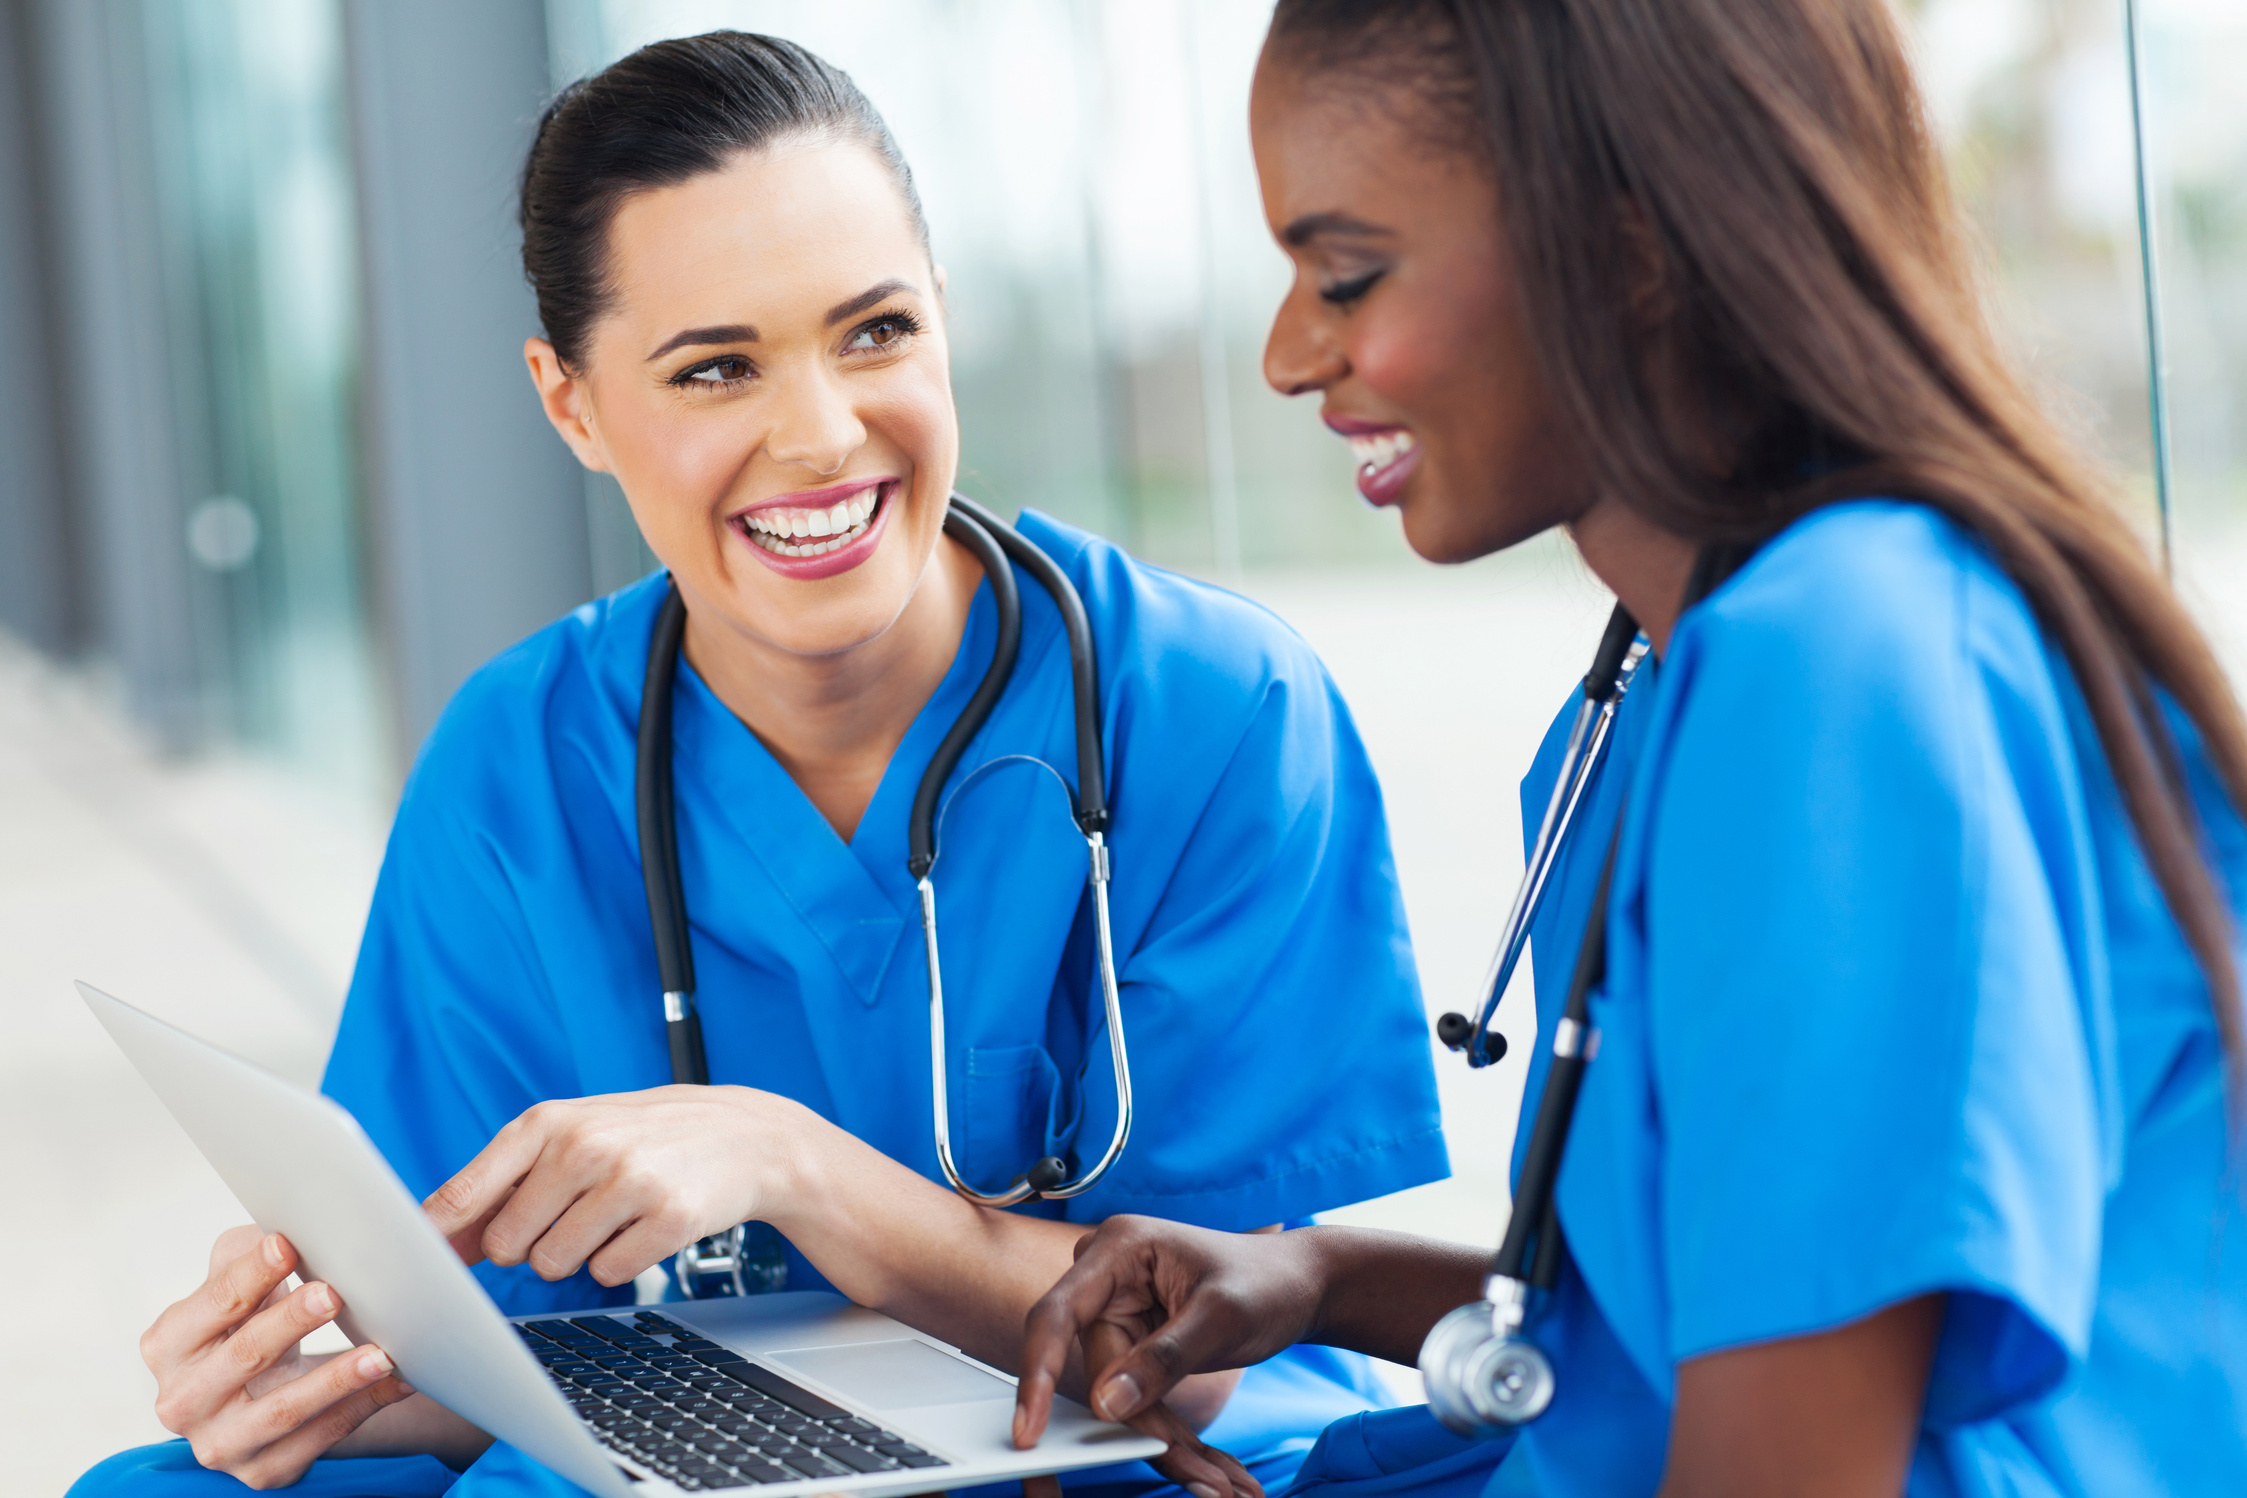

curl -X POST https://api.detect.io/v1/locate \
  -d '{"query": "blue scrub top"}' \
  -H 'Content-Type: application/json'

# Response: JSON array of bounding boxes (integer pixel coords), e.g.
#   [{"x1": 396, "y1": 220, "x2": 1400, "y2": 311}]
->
[
  {"x1": 318, "y1": 512, "x2": 1447, "y2": 1496},
  {"x1": 1415, "y1": 500, "x2": 2245, "y2": 1498},
  {"x1": 1289, "y1": 501, "x2": 2246, "y2": 1498}
]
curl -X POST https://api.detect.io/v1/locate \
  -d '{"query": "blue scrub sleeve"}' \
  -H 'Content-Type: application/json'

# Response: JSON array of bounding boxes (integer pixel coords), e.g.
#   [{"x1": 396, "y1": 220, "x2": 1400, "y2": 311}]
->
[
  {"x1": 1061, "y1": 650, "x2": 1448, "y2": 1229},
  {"x1": 322, "y1": 723, "x2": 626, "y2": 1319},
  {"x1": 1628, "y1": 531, "x2": 2106, "y2": 1426},
  {"x1": 1280, "y1": 1407, "x2": 1512, "y2": 1498}
]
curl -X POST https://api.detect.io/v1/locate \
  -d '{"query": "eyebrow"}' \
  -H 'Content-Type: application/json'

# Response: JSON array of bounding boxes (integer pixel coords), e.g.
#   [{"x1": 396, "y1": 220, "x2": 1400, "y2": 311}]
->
[
  {"x1": 646, "y1": 324, "x2": 756, "y2": 362},
  {"x1": 642, "y1": 279, "x2": 922, "y2": 362},
  {"x1": 824, "y1": 278, "x2": 918, "y2": 326},
  {"x1": 1281, "y1": 211, "x2": 1395, "y2": 247}
]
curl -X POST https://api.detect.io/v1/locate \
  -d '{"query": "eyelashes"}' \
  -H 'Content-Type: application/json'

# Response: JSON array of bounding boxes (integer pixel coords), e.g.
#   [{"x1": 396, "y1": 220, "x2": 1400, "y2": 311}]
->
[
  {"x1": 665, "y1": 307, "x2": 927, "y2": 390},
  {"x1": 848, "y1": 309, "x2": 924, "y2": 350},
  {"x1": 1318, "y1": 269, "x2": 1385, "y2": 306},
  {"x1": 670, "y1": 354, "x2": 756, "y2": 387}
]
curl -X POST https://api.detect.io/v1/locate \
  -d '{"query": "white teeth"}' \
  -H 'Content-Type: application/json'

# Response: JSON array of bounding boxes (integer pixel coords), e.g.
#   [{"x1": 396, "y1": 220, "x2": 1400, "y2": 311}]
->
[
  {"x1": 1347, "y1": 430, "x2": 1416, "y2": 471},
  {"x1": 738, "y1": 485, "x2": 884, "y2": 559}
]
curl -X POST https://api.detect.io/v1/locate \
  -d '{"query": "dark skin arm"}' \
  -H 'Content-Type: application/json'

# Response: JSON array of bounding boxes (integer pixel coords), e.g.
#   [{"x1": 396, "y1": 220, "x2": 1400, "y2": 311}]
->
[{"x1": 1016, "y1": 1218, "x2": 1943, "y2": 1498}]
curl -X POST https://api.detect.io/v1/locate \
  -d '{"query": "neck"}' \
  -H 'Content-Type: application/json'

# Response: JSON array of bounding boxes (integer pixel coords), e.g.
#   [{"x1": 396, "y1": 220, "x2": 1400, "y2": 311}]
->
[
  {"x1": 1567, "y1": 495, "x2": 1701, "y2": 656},
  {"x1": 678, "y1": 537, "x2": 985, "y2": 841}
]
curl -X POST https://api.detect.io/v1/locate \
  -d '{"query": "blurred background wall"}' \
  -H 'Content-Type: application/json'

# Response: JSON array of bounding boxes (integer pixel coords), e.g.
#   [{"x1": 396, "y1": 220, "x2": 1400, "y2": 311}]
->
[
  {"x1": 1, "y1": 0, "x2": 2239, "y2": 783},
  {"x1": 3, "y1": 0, "x2": 2243, "y2": 1490}
]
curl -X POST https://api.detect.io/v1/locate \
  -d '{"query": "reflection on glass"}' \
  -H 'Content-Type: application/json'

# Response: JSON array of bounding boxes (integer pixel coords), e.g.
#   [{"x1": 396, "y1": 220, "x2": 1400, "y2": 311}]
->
[
  {"x1": 139, "y1": 0, "x2": 381, "y2": 790},
  {"x1": 2130, "y1": 0, "x2": 2247, "y2": 678}
]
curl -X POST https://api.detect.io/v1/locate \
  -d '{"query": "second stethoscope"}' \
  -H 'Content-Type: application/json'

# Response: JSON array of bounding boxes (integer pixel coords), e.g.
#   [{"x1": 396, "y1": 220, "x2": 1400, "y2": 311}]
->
[
  {"x1": 635, "y1": 493, "x2": 1132, "y2": 1298},
  {"x1": 1423, "y1": 545, "x2": 1743, "y2": 1432},
  {"x1": 1421, "y1": 600, "x2": 1647, "y2": 1431}
]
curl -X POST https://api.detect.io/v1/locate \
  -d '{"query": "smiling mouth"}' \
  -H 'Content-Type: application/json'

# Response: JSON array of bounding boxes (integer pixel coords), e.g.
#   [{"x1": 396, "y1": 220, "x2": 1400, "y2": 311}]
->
[
  {"x1": 735, "y1": 483, "x2": 888, "y2": 558},
  {"x1": 1347, "y1": 429, "x2": 1417, "y2": 477}
]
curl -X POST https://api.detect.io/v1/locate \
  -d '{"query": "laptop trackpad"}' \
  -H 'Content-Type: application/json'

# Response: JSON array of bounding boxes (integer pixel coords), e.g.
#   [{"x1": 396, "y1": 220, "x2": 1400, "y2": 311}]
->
[{"x1": 770, "y1": 1340, "x2": 1015, "y2": 1410}]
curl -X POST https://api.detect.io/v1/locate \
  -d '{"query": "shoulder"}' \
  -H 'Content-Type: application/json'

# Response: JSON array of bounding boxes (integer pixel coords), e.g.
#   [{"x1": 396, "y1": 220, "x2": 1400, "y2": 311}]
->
[
  {"x1": 1673, "y1": 498, "x2": 2048, "y2": 717},
  {"x1": 401, "y1": 573, "x2": 664, "y2": 816},
  {"x1": 1011, "y1": 509, "x2": 1333, "y2": 706}
]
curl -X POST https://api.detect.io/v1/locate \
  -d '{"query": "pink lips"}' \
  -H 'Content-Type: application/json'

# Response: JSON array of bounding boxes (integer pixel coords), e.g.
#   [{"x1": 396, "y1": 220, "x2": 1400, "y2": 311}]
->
[
  {"x1": 1323, "y1": 413, "x2": 1420, "y2": 508},
  {"x1": 729, "y1": 477, "x2": 896, "y2": 582}
]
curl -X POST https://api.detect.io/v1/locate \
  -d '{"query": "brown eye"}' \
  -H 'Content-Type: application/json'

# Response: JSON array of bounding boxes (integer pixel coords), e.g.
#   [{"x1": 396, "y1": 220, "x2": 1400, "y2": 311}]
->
[
  {"x1": 682, "y1": 355, "x2": 753, "y2": 384},
  {"x1": 847, "y1": 314, "x2": 919, "y2": 352}
]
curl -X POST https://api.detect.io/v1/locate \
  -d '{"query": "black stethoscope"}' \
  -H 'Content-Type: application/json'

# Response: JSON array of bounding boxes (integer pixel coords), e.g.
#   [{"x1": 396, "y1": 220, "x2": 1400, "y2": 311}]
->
[
  {"x1": 635, "y1": 493, "x2": 1131, "y2": 1298},
  {"x1": 1421, "y1": 544, "x2": 1747, "y2": 1432}
]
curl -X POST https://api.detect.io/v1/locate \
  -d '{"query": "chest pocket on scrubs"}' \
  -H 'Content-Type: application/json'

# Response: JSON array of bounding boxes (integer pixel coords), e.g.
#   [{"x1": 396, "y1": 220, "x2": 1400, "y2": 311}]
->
[{"x1": 963, "y1": 1044, "x2": 1069, "y2": 1189}]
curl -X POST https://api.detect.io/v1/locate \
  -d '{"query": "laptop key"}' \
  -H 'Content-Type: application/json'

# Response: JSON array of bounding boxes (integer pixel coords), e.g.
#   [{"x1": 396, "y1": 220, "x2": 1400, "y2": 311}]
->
[
  {"x1": 825, "y1": 1444, "x2": 900, "y2": 1473},
  {"x1": 895, "y1": 1452, "x2": 949, "y2": 1469},
  {"x1": 719, "y1": 1364, "x2": 851, "y2": 1422},
  {"x1": 731, "y1": 1459, "x2": 791, "y2": 1484}
]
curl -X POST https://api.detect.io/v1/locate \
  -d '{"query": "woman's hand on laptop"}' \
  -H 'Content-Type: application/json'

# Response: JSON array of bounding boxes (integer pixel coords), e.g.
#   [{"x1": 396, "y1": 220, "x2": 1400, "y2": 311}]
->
[
  {"x1": 141, "y1": 1225, "x2": 418, "y2": 1485},
  {"x1": 421, "y1": 1084, "x2": 824, "y2": 1286}
]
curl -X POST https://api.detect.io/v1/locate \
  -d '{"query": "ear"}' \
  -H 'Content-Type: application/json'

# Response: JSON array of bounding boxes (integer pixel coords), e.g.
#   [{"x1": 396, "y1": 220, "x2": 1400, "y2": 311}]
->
[
  {"x1": 525, "y1": 338, "x2": 612, "y2": 472},
  {"x1": 933, "y1": 262, "x2": 949, "y2": 306},
  {"x1": 1615, "y1": 199, "x2": 1675, "y2": 329}
]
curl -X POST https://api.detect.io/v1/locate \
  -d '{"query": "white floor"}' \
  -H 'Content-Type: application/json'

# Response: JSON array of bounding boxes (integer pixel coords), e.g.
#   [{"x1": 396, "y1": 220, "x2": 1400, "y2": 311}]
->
[{"x1": 7, "y1": 523, "x2": 2238, "y2": 1495}]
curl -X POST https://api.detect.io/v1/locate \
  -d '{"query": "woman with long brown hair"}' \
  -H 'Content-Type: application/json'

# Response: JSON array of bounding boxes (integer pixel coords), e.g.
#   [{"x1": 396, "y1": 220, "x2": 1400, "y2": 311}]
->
[{"x1": 1011, "y1": 1, "x2": 2247, "y2": 1494}]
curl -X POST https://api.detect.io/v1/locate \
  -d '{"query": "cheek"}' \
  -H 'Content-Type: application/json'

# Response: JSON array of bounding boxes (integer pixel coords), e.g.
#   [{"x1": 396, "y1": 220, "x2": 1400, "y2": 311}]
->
[
  {"x1": 599, "y1": 393, "x2": 757, "y2": 546},
  {"x1": 862, "y1": 358, "x2": 958, "y2": 478}
]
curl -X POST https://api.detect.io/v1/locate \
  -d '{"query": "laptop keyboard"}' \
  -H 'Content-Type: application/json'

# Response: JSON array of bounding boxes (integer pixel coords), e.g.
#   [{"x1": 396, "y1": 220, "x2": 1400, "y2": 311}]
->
[{"x1": 518, "y1": 1311, "x2": 952, "y2": 1491}]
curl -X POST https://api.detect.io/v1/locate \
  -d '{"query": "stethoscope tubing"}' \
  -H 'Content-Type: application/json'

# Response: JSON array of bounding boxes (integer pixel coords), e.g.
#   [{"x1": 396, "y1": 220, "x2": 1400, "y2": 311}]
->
[
  {"x1": 1456, "y1": 606, "x2": 1645, "y2": 1066},
  {"x1": 636, "y1": 495, "x2": 1127, "y2": 1251},
  {"x1": 1429, "y1": 542, "x2": 1757, "y2": 1431}
]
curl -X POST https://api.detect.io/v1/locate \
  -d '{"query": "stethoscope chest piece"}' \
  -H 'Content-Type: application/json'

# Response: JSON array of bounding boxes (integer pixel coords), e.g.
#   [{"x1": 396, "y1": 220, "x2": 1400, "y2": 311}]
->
[{"x1": 1421, "y1": 1295, "x2": 1556, "y2": 1432}]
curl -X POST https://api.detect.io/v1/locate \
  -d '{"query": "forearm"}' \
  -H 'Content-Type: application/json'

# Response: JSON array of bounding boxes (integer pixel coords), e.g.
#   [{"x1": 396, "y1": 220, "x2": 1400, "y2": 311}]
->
[{"x1": 1299, "y1": 1227, "x2": 1487, "y2": 1366}]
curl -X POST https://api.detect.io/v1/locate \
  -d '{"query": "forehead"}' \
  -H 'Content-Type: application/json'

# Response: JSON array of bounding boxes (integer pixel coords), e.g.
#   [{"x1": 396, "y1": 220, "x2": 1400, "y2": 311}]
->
[
  {"x1": 1249, "y1": 62, "x2": 1488, "y2": 237},
  {"x1": 600, "y1": 139, "x2": 927, "y2": 328}
]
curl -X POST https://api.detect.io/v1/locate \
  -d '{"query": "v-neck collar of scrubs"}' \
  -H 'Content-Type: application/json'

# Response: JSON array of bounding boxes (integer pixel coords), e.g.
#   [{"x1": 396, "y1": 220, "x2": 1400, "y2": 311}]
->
[{"x1": 664, "y1": 574, "x2": 1001, "y2": 1007}]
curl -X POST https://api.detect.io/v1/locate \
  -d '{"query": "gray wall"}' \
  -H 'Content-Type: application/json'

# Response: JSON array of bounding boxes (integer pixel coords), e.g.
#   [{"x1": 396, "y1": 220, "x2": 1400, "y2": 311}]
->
[
  {"x1": 16, "y1": 0, "x2": 204, "y2": 746},
  {"x1": 0, "y1": 1, "x2": 72, "y2": 656},
  {"x1": 346, "y1": 0, "x2": 591, "y2": 761}
]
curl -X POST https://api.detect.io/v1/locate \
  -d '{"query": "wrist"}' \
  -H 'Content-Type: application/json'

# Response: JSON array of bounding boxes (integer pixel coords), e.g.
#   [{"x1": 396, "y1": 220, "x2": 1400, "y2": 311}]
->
[
  {"x1": 1293, "y1": 1226, "x2": 1352, "y2": 1346},
  {"x1": 720, "y1": 1087, "x2": 825, "y2": 1235}
]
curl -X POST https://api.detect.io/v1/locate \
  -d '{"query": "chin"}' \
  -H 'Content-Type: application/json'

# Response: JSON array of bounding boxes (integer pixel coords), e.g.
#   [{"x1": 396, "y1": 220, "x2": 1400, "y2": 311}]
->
[{"x1": 1397, "y1": 496, "x2": 1510, "y2": 566}]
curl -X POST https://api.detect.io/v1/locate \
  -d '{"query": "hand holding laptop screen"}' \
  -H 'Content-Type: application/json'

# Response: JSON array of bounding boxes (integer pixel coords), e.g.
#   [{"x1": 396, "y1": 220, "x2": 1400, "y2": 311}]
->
[{"x1": 136, "y1": 1225, "x2": 442, "y2": 1487}]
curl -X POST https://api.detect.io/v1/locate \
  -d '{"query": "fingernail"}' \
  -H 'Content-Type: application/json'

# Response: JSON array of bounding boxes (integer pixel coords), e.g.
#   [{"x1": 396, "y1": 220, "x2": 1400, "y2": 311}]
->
[
  {"x1": 1188, "y1": 1484, "x2": 1223, "y2": 1498},
  {"x1": 1094, "y1": 1372, "x2": 1142, "y2": 1420},
  {"x1": 306, "y1": 1283, "x2": 335, "y2": 1315},
  {"x1": 262, "y1": 1234, "x2": 286, "y2": 1268},
  {"x1": 359, "y1": 1348, "x2": 395, "y2": 1379}
]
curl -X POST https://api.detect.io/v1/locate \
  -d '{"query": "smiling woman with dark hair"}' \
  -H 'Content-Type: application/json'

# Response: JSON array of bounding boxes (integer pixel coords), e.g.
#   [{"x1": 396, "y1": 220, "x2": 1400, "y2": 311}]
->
[
  {"x1": 1012, "y1": 3, "x2": 2247, "y2": 1496},
  {"x1": 68, "y1": 31, "x2": 1447, "y2": 1498}
]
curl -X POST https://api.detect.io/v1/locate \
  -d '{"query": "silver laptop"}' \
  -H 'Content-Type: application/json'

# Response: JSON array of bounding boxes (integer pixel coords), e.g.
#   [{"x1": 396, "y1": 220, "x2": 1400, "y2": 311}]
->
[{"x1": 79, "y1": 982, "x2": 1164, "y2": 1497}]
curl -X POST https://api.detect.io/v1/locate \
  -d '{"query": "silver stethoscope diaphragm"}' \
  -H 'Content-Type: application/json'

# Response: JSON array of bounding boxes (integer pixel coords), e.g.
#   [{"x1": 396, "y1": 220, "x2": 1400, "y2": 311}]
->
[{"x1": 1421, "y1": 1284, "x2": 1556, "y2": 1430}]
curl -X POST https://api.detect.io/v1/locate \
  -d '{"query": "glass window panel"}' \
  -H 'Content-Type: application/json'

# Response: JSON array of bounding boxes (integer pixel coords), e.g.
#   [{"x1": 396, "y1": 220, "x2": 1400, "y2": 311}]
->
[{"x1": 138, "y1": 0, "x2": 380, "y2": 791}]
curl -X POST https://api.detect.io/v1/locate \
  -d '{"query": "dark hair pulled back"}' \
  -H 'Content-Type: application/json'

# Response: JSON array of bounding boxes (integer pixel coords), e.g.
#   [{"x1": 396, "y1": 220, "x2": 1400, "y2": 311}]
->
[
  {"x1": 1269, "y1": 0, "x2": 2247, "y2": 1073},
  {"x1": 519, "y1": 31, "x2": 926, "y2": 370}
]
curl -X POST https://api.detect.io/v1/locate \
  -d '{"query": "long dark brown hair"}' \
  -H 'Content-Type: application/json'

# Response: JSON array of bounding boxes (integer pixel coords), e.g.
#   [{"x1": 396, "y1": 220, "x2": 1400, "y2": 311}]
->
[{"x1": 1270, "y1": 0, "x2": 2247, "y2": 1066}]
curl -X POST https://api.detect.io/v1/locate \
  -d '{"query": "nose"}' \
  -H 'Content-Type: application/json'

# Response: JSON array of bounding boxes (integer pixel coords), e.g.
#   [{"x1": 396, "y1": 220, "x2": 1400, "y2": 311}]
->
[
  {"x1": 761, "y1": 363, "x2": 866, "y2": 477},
  {"x1": 1262, "y1": 280, "x2": 1348, "y2": 397}
]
